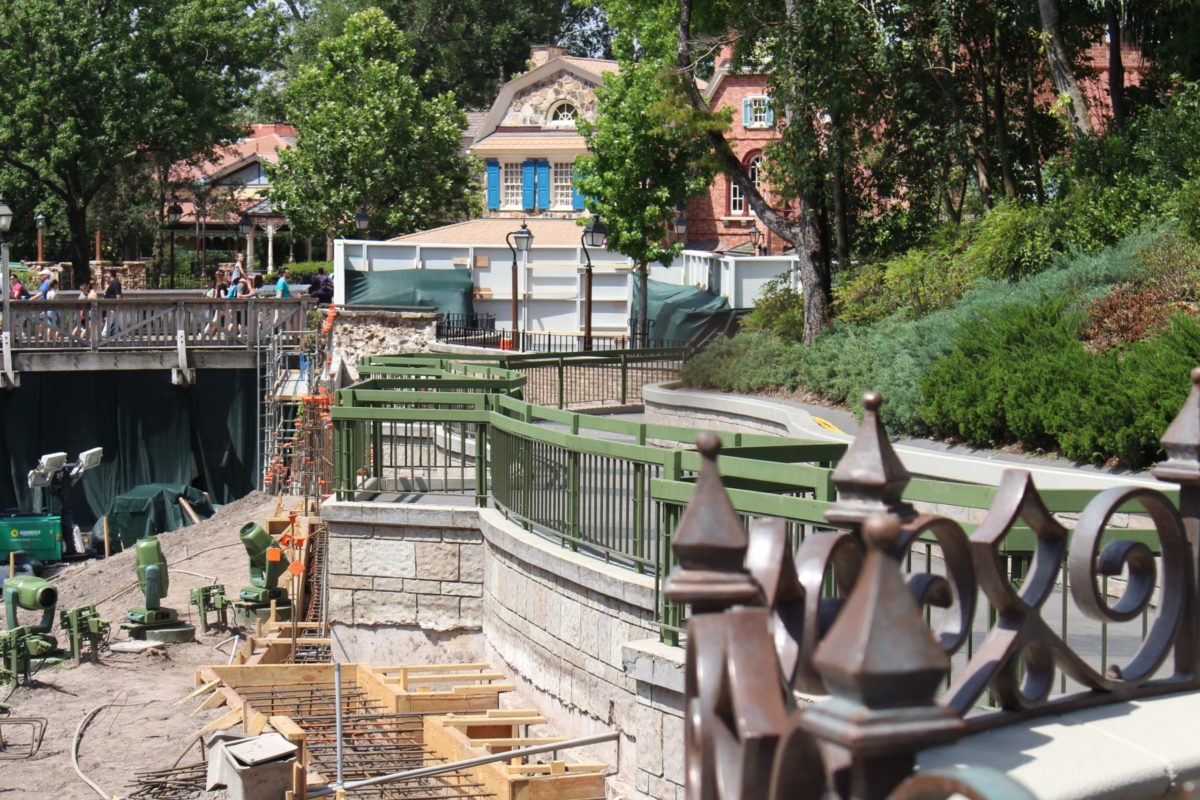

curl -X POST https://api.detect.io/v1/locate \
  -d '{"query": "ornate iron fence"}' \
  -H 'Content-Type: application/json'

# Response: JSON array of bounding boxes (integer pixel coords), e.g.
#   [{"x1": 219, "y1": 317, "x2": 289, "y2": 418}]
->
[{"x1": 667, "y1": 375, "x2": 1200, "y2": 798}]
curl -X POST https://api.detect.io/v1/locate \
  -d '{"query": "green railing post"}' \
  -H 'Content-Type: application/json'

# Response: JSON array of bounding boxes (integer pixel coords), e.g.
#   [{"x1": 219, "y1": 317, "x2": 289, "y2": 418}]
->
[
  {"x1": 568, "y1": 415, "x2": 580, "y2": 551},
  {"x1": 620, "y1": 353, "x2": 628, "y2": 405},
  {"x1": 633, "y1": 463, "x2": 645, "y2": 574},
  {"x1": 372, "y1": 420, "x2": 383, "y2": 487},
  {"x1": 475, "y1": 423, "x2": 489, "y2": 508},
  {"x1": 659, "y1": 449, "x2": 683, "y2": 645},
  {"x1": 557, "y1": 357, "x2": 565, "y2": 409}
]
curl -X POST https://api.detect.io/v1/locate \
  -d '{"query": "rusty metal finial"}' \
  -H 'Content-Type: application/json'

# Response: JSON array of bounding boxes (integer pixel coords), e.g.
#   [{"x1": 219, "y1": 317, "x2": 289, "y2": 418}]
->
[
  {"x1": 799, "y1": 513, "x2": 963, "y2": 799},
  {"x1": 1155, "y1": 367, "x2": 1200, "y2": 485},
  {"x1": 665, "y1": 432, "x2": 761, "y2": 613},
  {"x1": 825, "y1": 392, "x2": 915, "y2": 530}
]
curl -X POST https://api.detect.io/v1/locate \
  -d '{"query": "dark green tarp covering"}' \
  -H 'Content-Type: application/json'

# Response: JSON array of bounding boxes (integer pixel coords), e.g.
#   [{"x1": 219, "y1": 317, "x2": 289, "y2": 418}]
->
[
  {"x1": 345, "y1": 269, "x2": 474, "y2": 315},
  {"x1": 103, "y1": 483, "x2": 216, "y2": 551},
  {"x1": 632, "y1": 278, "x2": 736, "y2": 346},
  {"x1": 0, "y1": 369, "x2": 257, "y2": 528}
]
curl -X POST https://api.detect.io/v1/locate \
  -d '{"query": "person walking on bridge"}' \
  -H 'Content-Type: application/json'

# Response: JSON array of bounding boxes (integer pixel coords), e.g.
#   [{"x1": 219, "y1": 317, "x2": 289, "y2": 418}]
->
[{"x1": 102, "y1": 269, "x2": 122, "y2": 337}]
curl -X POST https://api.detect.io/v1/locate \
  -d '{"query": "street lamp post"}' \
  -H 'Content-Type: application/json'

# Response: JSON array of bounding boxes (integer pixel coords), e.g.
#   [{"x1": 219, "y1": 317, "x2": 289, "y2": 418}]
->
[
  {"x1": 748, "y1": 223, "x2": 762, "y2": 256},
  {"x1": 1, "y1": 197, "x2": 13, "y2": 351},
  {"x1": 355, "y1": 207, "x2": 370, "y2": 236},
  {"x1": 581, "y1": 217, "x2": 606, "y2": 352},
  {"x1": 167, "y1": 201, "x2": 182, "y2": 289},
  {"x1": 673, "y1": 212, "x2": 687, "y2": 245},
  {"x1": 35, "y1": 213, "x2": 46, "y2": 263},
  {"x1": 506, "y1": 221, "x2": 533, "y2": 350},
  {"x1": 193, "y1": 180, "x2": 209, "y2": 277}
]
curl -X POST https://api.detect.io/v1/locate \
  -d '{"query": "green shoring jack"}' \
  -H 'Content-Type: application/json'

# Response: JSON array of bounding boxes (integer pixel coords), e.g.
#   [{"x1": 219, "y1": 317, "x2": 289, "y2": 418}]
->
[
  {"x1": 238, "y1": 523, "x2": 290, "y2": 604},
  {"x1": 59, "y1": 605, "x2": 109, "y2": 662},
  {"x1": 189, "y1": 584, "x2": 230, "y2": 633},
  {"x1": 124, "y1": 537, "x2": 178, "y2": 627},
  {"x1": 2, "y1": 576, "x2": 60, "y2": 684}
]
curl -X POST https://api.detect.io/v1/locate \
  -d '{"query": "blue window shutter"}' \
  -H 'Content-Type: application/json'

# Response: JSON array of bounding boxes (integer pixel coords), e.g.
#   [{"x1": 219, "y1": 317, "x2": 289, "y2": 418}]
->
[
  {"x1": 742, "y1": 97, "x2": 751, "y2": 127},
  {"x1": 536, "y1": 159, "x2": 550, "y2": 210},
  {"x1": 572, "y1": 177, "x2": 584, "y2": 211},
  {"x1": 765, "y1": 100, "x2": 775, "y2": 127},
  {"x1": 522, "y1": 160, "x2": 536, "y2": 210},
  {"x1": 485, "y1": 160, "x2": 500, "y2": 210}
]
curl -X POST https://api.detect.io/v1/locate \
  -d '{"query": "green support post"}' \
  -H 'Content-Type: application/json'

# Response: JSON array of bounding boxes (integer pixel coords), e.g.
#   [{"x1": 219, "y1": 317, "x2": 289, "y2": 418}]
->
[
  {"x1": 568, "y1": 415, "x2": 580, "y2": 551},
  {"x1": 620, "y1": 354, "x2": 628, "y2": 405},
  {"x1": 557, "y1": 357, "x2": 565, "y2": 409}
]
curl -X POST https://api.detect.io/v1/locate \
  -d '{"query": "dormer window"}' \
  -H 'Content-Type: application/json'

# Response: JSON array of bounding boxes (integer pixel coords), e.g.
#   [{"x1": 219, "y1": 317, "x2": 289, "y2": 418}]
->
[
  {"x1": 549, "y1": 102, "x2": 577, "y2": 123},
  {"x1": 742, "y1": 96, "x2": 775, "y2": 129}
]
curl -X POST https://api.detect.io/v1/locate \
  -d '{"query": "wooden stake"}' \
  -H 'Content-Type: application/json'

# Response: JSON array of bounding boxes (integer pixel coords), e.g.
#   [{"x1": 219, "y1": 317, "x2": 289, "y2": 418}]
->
[
  {"x1": 178, "y1": 497, "x2": 202, "y2": 525},
  {"x1": 102, "y1": 517, "x2": 111, "y2": 559},
  {"x1": 8, "y1": 552, "x2": 14, "y2": 578}
]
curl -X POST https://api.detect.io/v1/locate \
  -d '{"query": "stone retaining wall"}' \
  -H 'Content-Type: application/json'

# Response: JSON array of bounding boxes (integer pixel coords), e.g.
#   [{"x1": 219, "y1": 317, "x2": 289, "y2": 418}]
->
[
  {"x1": 329, "y1": 309, "x2": 439, "y2": 381},
  {"x1": 322, "y1": 500, "x2": 686, "y2": 800}
]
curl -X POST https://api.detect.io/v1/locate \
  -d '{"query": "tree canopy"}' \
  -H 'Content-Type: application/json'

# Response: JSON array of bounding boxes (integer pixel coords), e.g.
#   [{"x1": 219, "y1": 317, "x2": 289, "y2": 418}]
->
[
  {"x1": 266, "y1": 8, "x2": 476, "y2": 243},
  {"x1": 0, "y1": 0, "x2": 281, "y2": 281}
]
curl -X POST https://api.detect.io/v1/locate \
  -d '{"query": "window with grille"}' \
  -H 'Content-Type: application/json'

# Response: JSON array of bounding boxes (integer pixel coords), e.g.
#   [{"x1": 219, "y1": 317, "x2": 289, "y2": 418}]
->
[
  {"x1": 550, "y1": 103, "x2": 577, "y2": 123},
  {"x1": 730, "y1": 155, "x2": 764, "y2": 215},
  {"x1": 552, "y1": 163, "x2": 574, "y2": 208},
  {"x1": 748, "y1": 98, "x2": 768, "y2": 128},
  {"x1": 502, "y1": 162, "x2": 523, "y2": 208}
]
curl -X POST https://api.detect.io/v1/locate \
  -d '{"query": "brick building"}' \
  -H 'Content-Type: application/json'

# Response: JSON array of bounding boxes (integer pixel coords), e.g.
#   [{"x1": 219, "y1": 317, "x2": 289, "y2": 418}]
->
[{"x1": 683, "y1": 49, "x2": 790, "y2": 255}]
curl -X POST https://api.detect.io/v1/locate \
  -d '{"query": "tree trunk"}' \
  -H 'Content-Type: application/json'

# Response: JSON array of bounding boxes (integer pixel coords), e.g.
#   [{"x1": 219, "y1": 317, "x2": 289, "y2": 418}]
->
[
  {"x1": 993, "y1": 24, "x2": 1018, "y2": 199},
  {"x1": 675, "y1": 0, "x2": 831, "y2": 343},
  {"x1": 65, "y1": 201, "x2": 91, "y2": 287},
  {"x1": 1038, "y1": 0, "x2": 1094, "y2": 139},
  {"x1": 1025, "y1": 38, "x2": 1046, "y2": 204},
  {"x1": 1106, "y1": 3, "x2": 1126, "y2": 129}
]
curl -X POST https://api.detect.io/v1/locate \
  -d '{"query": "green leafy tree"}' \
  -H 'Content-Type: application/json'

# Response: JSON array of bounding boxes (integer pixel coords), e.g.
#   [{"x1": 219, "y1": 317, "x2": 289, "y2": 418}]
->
[
  {"x1": 281, "y1": 0, "x2": 614, "y2": 109},
  {"x1": 0, "y1": 0, "x2": 280, "y2": 284},
  {"x1": 574, "y1": 50, "x2": 717, "y2": 345},
  {"x1": 267, "y1": 8, "x2": 476, "y2": 246}
]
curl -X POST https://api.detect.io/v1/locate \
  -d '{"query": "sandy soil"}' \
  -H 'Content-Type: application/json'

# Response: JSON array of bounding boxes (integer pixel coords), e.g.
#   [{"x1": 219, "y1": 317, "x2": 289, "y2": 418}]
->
[{"x1": 1, "y1": 492, "x2": 293, "y2": 799}]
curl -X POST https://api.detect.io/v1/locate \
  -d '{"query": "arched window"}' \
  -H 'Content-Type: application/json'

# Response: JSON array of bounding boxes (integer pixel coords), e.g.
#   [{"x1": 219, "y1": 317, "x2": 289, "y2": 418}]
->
[
  {"x1": 730, "y1": 153, "x2": 765, "y2": 215},
  {"x1": 549, "y1": 102, "x2": 577, "y2": 123}
]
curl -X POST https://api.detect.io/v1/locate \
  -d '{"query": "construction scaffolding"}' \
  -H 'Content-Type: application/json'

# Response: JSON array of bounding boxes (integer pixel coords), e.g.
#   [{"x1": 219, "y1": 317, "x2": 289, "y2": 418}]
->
[{"x1": 261, "y1": 315, "x2": 334, "y2": 504}]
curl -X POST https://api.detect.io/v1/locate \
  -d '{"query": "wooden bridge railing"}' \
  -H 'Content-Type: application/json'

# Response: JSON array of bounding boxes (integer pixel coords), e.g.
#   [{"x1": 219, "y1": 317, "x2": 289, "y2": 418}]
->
[{"x1": 2, "y1": 297, "x2": 315, "y2": 351}]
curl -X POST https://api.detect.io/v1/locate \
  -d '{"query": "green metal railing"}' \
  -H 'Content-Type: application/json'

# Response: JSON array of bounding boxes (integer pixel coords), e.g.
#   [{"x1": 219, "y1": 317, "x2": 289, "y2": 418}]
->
[{"x1": 331, "y1": 353, "x2": 1168, "y2": 695}]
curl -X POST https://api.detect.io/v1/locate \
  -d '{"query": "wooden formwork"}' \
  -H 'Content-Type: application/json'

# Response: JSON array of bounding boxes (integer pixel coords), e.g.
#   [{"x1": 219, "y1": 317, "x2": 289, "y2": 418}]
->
[{"x1": 424, "y1": 710, "x2": 607, "y2": 800}]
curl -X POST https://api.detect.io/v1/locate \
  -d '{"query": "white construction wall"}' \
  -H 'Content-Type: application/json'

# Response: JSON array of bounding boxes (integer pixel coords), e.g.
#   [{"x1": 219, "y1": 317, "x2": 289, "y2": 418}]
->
[{"x1": 333, "y1": 239, "x2": 799, "y2": 336}]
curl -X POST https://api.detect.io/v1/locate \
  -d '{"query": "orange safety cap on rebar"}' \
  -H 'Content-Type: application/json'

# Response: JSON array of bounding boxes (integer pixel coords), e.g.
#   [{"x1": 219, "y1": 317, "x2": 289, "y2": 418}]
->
[
  {"x1": 288, "y1": 561, "x2": 305, "y2": 576},
  {"x1": 266, "y1": 546, "x2": 282, "y2": 562}
]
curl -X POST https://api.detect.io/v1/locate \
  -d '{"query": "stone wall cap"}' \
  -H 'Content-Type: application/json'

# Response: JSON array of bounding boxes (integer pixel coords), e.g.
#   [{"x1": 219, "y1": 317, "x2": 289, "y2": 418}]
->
[{"x1": 478, "y1": 508, "x2": 656, "y2": 609}]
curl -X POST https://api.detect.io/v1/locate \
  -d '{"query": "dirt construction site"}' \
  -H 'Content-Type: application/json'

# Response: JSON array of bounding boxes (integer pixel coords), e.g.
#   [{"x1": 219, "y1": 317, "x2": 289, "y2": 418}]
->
[{"x1": 1, "y1": 493, "x2": 609, "y2": 800}]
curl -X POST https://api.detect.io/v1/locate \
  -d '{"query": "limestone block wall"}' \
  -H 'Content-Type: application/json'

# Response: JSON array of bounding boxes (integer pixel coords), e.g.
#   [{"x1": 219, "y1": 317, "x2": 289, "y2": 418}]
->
[
  {"x1": 322, "y1": 502, "x2": 485, "y2": 663},
  {"x1": 329, "y1": 309, "x2": 438, "y2": 381},
  {"x1": 322, "y1": 500, "x2": 686, "y2": 799}
]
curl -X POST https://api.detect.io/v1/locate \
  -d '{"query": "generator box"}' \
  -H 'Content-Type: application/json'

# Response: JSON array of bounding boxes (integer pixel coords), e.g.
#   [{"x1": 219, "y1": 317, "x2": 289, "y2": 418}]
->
[{"x1": 0, "y1": 515, "x2": 62, "y2": 562}]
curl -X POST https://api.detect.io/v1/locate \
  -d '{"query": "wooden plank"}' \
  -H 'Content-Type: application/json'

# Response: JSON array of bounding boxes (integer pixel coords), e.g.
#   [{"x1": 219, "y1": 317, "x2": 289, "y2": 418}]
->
[
  {"x1": 177, "y1": 679, "x2": 220, "y2": 705},
  {"x1": 441, "y1": 715, "x2": 545, "y2": 727},
  {"x1": 384, "y1": 671, "x2": 506, "y2": 684},
  {"x1": 192, "y1": 690, "x2": 227, "y2": 714},
  {"x1": 196, "y1": 707, "x2": 242, "y2": 736},
  {"x1": 477, "y1": 737, "x2": 566, "y2": 748},
  {"x1": 375, "y1": 662, "x2": 491, "y2": 672}
]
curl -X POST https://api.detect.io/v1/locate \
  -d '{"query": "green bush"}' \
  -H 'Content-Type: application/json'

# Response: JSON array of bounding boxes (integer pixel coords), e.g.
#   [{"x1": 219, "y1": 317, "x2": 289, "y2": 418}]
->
[
  {"x1": 962, "y1": 200, "x2": 1057, "y2": 281},
  {"x1": 742, "y1": 275, "x2": 805, "y2": 341},
  {"x1": 681, "y1": 331, "x2": 800, "y2": 394}
]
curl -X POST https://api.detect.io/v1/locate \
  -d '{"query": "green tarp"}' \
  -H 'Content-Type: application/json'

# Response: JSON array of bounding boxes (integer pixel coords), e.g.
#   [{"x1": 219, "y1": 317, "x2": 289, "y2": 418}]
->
[
  {"x1": 103, "y1": 483, "x2": 216, "y2": 551},
  {"x1": 345, "y1": 269, "x2": 475, "y2": 315},
  {"x1": 0, "y1": 369, "x2": 257, "y2": 528},
  {"x1": 632, "y1": 278, "x2": 736, "y2": 346}
]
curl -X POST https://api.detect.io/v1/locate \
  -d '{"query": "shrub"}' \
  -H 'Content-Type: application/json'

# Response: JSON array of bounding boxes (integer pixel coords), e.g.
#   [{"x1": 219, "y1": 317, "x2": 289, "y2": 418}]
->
[
  {"x1": 742, "y1": 275, "x2": 805, "y2": 342},
  {"x1": 1082, "y1": 282, "x2": 1175, "y2": 349},
  {"x1": 961, "y1": 199, "x2": 1057, "y2": 281},
  {"x1": 681, "y1": 331, "x2": 799, "y2": 394}
]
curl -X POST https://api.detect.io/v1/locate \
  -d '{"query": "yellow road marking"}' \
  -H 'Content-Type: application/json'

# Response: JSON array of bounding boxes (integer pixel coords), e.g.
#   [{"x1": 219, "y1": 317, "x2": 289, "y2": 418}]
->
[{"x1": 811, "y1": 416, "x2": 845, "y2": 434}]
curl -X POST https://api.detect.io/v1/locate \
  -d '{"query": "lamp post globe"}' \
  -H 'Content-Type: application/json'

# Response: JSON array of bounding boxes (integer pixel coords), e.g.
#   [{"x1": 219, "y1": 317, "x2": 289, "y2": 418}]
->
[
  {"x1": 354, "y1": 207, "x2": 370, "y2": 233},
  {"x1": 35, "y1": 212, "x2": 45, "y2": 230},
  {"x1": 583, "y1": 217, "x2": 606, "y2": 250},
  {"x1": 0, "y1": 198, "x2": 12, "y2": 234},
  {"x1": 672, "y1": 213, "x2": 687, "y2": 242},
  {"x1": 238, "y1": 214, "x2": 253, "y2": 237},
  {"x1": 512, "y1": 221, "x2": 533, "y2": 252},
  {"x1": 748, "y1": 223, "x2": 762, "y2": 254}
]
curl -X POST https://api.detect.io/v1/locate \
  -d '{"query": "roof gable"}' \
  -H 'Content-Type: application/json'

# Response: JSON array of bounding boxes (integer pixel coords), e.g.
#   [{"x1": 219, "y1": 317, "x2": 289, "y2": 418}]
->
[{"x1": 472, "y1": 56, "x2": 617, "y2": 146}]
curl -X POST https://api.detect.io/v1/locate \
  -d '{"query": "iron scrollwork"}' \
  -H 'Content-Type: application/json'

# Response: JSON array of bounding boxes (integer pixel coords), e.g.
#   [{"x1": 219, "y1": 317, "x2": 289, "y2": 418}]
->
[{"x1": 668, "y1": 370, "x2": 1200, "y2": 800}]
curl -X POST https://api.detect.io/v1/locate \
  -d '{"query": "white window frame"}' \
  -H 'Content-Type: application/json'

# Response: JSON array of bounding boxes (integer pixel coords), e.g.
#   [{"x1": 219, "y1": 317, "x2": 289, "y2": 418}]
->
[
  {"x1": 502, "y1": 162, "x2": 523, "y2": 209},
  {"x1": 747, "y1": 96, "x2": 770, "y2": 129},
  {"x1": 730, "y1": 179, "x2": 745, "y2": 215},
  {"x1": 551, "y1": 162, "x2": 574, "y2": 209},
  {"x1": 548, "y1": 102, "x2": 578, "y2": 125},
  {"x1": 730, "y1": 154, "x2": 764, "y2": 216}
]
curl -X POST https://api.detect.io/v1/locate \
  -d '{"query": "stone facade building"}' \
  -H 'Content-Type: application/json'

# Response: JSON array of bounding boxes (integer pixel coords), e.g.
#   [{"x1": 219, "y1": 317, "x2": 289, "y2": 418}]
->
[{"x1": 471, "y1": 45, "x2": 618, "y2": 221}]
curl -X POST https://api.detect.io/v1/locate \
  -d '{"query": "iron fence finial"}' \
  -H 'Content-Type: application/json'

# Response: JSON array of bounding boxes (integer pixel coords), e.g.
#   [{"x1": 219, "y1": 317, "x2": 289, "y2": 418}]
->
[
  {"x1": 665, "y1": 432, "x2": 761, "y2": 613},
  {"x1": 1155, "y1": 367, "x2": 1200, "y2": 485},
  {"x1": 825, "y1": 392, "x2": 915, "y2": 530}
]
